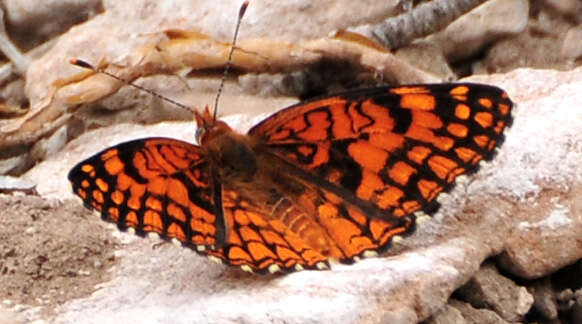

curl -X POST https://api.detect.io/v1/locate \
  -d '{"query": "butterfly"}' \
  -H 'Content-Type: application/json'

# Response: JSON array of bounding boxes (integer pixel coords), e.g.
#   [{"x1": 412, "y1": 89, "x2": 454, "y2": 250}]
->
[{"x1": 68, "y1": 82, "x2": 513, "y2": 274}]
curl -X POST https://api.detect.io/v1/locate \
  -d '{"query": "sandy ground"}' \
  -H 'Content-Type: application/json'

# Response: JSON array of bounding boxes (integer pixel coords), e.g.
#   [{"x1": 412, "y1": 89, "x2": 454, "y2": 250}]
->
[{"x1": 0, "y1": 195, "x2": 115, "y2": 318}]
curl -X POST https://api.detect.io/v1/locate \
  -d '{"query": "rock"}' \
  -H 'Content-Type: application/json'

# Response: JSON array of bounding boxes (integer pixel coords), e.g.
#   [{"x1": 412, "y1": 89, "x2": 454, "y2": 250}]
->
[
  {"x1": 18, "y1": 66, "x2": 581, "y2": 324},
  {"x1": 0, "y1": 175, "x2": 36, "y2": 194},
  {"x1": 395, "y1": 41, "x2": 456, "y2": 81},
  {"x1": 561, "y1": 26, "x2": 582, "y2": 62},
  {"x1": 3, "y1": 0, "x2": 103, "y2": 50},
  {"x1": 425, "y1": 304, "x2": 466, "y2": 324},
  {"x1": 455, "y1": 262, "x2": 533, "y2": 321},
  {"x1": 543, "y1": 0, "x2": 582, "y2": 22},
  {"x1": 530, "y1": 279, "x2": 558, "y2": 320},
  {"x1": 449, "y1": 300, "x2": 511, "y2": 324},
  {"x1": 427, "y1": 0, "x2": 529, "y2": 62},
  {"x1": 0, "y1": 306, "x2": 23, "y2": 324}
]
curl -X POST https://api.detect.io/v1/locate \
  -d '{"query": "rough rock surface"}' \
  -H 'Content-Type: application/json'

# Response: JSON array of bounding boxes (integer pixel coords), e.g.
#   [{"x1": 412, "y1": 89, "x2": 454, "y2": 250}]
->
[
  {"x1": 455, "y1": 262, "x2": 533, "y2": 321},
  {"x1": 2, "y1": 1, "x2": 582, "y2": 323},
  {"x1": 15, "y1": 66, "x2": 582, "y2": 323}
]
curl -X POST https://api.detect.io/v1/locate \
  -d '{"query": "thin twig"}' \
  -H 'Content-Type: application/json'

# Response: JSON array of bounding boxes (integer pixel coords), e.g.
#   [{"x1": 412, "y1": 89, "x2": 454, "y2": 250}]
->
[{"x1": 355, "y1": 0, "x2": 489, "y2": 50}]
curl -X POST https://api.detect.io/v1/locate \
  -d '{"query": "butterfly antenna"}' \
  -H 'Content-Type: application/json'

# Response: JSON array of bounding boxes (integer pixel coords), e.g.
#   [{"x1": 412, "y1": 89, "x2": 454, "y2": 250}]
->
[
  {"x1": 212, "y1": 1, "x2": 249, "y2": 121},
  {"x1": 69, "y1": 58, "x2": 197, "y2": 116}
]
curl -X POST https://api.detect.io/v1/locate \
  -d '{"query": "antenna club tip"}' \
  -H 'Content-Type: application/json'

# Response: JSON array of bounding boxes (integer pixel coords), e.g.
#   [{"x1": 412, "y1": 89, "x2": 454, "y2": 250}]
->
[
  {"x1": 239, "y1": 1, "x2": 249, "y2": 18},
  {"x1": 70, "y1": 58, "x2": 94, "y2": 70}
]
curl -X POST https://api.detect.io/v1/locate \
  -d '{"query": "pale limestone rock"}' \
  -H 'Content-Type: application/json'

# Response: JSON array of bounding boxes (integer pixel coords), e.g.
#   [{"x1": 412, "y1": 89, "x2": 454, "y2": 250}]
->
[
  {"x1": 18, "y1": 66, "x2": 581, "y2": 324},
  {"x1": 427, "y1": 0, "x2": 529, "y2": 61},
  {"x1": 455, "y1": 262, "x2": 533, "y2": 321}
]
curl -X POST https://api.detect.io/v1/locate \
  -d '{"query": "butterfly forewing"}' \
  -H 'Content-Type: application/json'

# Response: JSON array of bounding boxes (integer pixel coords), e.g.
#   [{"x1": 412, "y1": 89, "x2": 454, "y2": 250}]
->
[
  {"x1": 68, "y1": 138, "x2": 222, "y2": 248},
  {"x1": 249, "y1": 83, "x2": 513, "y2": 220}
]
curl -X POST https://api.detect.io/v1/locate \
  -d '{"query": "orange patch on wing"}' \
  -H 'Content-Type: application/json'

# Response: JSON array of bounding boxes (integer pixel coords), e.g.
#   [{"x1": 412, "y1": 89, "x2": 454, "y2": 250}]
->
[
  {"x1": 325, "y1": 218, "x2": 364, "y2": 253},
  {"x1": 146, "y1": 196, "x2": 163, "y2": 211},
  {"x1": 309, "y1": 144, "x2": 330, "y2": 168},
  {"x1": 239, "y1": 226, "x2": 263, "y2": 243},
  {"x1": 318, "y1": 203, "x2": 339, "y2": 219},
  {"x1": 247, "y1": 211, "x2": 268, "y2": 227},
  {"x1": 473, "y1": 135, "x2": 490, "y2": 148},
  {"x1": 348, "y1": 102, "x2": 372, "y2": 131},
  {"x1": 388, "y1": 161, "x2": 417, "y2": 186},
  {"x1": 360, "y1": 100, "x2": 395, "y2": 132},
  {"x1": 127, "y1": 184, "x2": 146, "y2": 210},
  {"x1": 116, "y1": 173, "x2": 133, "y2": 191},
  {"x1": 95, "y1": 178, "x2": 108, "y2": 191},
  {"x1": 428, "y1": 155, "x2": 460, "y2": 181},
  {"x1": 417, "y1": 179, "x2": 441, "y2": 201},
  {"x1": 167, "y1": 178, "x2": 189, "y2": 206},
  {"x1": 369, "y1": 132, "x2": 405, "y2": 152},
  {"x1": 356, "y1": 170, "x2": 384, "y2": 200},
  {"x1": 167, "y1": 203, "x2": 187, "y2": 222},
  {"x1": 92, "y1": 190, "x2": 104, "y2": 204},
  {"x1": 478, "y1": 98, "x2": 493, "y2": 108},
  {"x1": 378, "y1": 221, "x2": 409, "y2": 245},
  {"x1": 144, "y1": 210, "x2": 163, "y2": 232},
  {"x1": 247, "y1": 242, "x2": 277, "y2": 261},
  {"x1": 347, "y1": 206, "x2": 367, "y2": 225},
  {"x1": 111, "y1": 190, "x2": 124, "y2": 205},
  {"x1": 474, "y1": 112, "x2": 493, "y2": 128},
  {"x1": 77, "y1": 189, "x2": 87, "y2": 199},
  {"x1": 377, "y1": 186, "x2": 404, "y2": 209},
  {"x1": 276, "y1": 246, "x2": 301, "y2": 261},
  {"x1": 261, "y1": 229, "x2": 287, "y2": 246},
  {"x1": 498, "y1": 103, "x2": 510, "y2": 116},
  {"x1": 348, "y1": 141, "x2": 388, "y2": 172},
  {"x1": 228, "y1": 246, "x2": 253, "y2": 263},
  {"x1": 189, "y1": 203, "x2": 215, "y2": 223},
  {"x1": 390, "y1": 86, "x2": 429, "y2": 95},
  {"x1": 234, "y1": 209, "x2": 251, "y2": 226},
  {"x1": 330, "y1": 103, "x2": 355, "y2": 138},
  {"x1": 455, "y1": 104, "x2": 471, "y2": 120},
  {"x1": 81, "y1": 164, "x2": 94, "y2": 173},
  {"x1": 298, "y1": 111, "x2": 330, "y2": 141},
  {"x1": 447, "y1": 123, "x2": 468, "y2": 138},
  {"x1": 81, "y1": 180, "x2": 90, "y2": 188},
  {"x1": 108, "y1": 207, "x2": 120, "y2": 221},
  {"x1": 402, "y1": 200, "x2": 420, "y2": 213},
  {"x1": 450, "y1": 85, "x2": 469, "y2": 96},
  {"x1": 297, "y1": 145, "x2": 313, "y2": 157},
  {"x1": 147, "y1": 177, "x2": 167, "y2": 196},
  {"x1": 369, "y1": 219, "x2": 391, "y2": 241},
  {"x1": 125, "y1": 211, "x2": 139, "y2": 226},
  {"x1": 167, "y1": 223, "x2": 186, "y2": 241},
  {"x1": 101, "y1": 148, "x2": 119, "y2": 160},
  {"x1": 406, "y1": 125, "x2": 454, "y2": 151},
  {"x1": 400, "y1": 94, "x2": 436, "y2": 111},
  {"x1": 190, "y1": 218, "x2": 216, "y2": 236},
  {"x1": 455, "y1": 147, "x2": 477, "y2": 163},
  {"x1": 104, "y1": 156, "x2": 124, "y2": 175},
  {"x1": 412, "y1": 111, "x2": 443, "y2": 129},
  {"x1": 407, "y1": 146, "x2": 432, "y2": 165}
]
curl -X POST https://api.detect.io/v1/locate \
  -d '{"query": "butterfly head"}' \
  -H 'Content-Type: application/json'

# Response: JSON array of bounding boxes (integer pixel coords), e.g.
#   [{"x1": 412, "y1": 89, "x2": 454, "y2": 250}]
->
[{"x1": 195, "y1": 106, "x2": 233, "y2": 145}]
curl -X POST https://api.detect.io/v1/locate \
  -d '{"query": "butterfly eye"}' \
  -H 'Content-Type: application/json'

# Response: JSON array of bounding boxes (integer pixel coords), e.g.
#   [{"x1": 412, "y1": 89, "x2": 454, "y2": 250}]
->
[{"x1": 195, "y1": 126, "x2": 206, "y2": 144}]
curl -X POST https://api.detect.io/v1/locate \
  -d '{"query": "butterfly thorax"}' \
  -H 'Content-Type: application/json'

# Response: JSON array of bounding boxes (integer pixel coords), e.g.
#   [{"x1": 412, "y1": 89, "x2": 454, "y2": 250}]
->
[{"x1": 201, "y1": 125, "x2": 258, "y2": 182}]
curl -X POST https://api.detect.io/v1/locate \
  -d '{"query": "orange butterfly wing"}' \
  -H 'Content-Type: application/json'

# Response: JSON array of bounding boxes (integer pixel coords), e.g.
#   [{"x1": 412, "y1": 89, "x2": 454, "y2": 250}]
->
[
  {"x1": 249, "y1": 83, "x2": 513, "y2": 259},
  {"x1": 68, "y1": 83, "x2": 513, "y2": 274},
  {"x1": 68, "y1": 138, "x2": 227, "y2": 247},
  {"x1": 68, "y1": 138, "x2": 331, "y2": 273}
]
